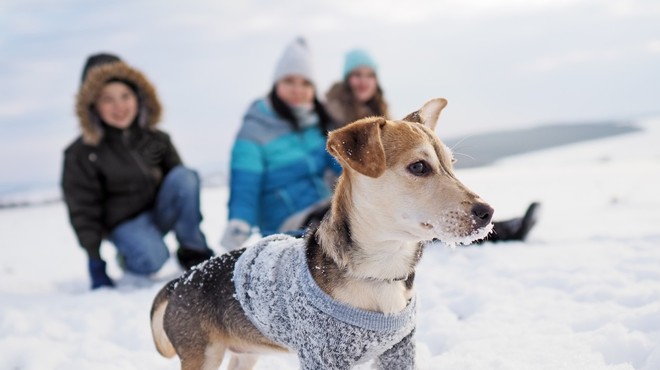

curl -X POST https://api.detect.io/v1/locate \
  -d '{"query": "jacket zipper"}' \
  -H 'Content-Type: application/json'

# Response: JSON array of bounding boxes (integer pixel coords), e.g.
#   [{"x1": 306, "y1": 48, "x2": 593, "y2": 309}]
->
[{"x1": 122, "y1": 130, "x2": 155, "y2": 187}]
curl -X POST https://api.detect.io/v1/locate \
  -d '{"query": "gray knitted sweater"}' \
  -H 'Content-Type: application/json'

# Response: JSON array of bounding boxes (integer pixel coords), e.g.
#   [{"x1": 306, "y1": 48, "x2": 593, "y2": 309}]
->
[{"x1": 233, "y1": 234, "x2": 417, "y2": 370}]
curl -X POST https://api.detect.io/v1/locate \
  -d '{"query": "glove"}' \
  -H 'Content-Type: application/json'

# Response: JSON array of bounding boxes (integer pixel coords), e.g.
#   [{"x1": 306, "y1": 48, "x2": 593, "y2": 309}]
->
[
  {"x1": 88, "y1": 258, "x2": 115, "y2": 290},
  {"x1": 220, "y1": 219, "x2": 252, "y2": 250}
]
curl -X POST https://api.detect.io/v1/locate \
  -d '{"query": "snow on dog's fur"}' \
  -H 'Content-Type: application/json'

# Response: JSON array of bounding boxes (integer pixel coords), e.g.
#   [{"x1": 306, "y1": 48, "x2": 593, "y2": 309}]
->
[{"x1": 150, "y1": 98, "x2": 494, "y2": 370}]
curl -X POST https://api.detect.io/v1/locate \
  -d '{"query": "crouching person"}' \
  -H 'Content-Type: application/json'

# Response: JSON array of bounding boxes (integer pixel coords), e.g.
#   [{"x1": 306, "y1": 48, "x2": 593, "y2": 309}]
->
[{"x1": 62, "y1": 53, "x2": 214, "y2": 289}]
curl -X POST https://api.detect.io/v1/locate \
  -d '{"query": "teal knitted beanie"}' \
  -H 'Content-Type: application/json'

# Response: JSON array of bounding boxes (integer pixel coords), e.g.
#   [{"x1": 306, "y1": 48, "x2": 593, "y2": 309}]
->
[{"x1": 343, "y1": 49, "x2": 377, "y2": 79}]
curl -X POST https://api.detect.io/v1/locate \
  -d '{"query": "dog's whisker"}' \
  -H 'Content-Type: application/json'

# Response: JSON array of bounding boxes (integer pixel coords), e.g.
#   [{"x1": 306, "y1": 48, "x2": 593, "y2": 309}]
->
[
  {"x1": 453, "y1": 151, "x2": 476, "y2": 161},
  {"x1": 448, "y1": 136, "x2": 472, "y2": 151},
  {"x1": 448, "y1": 137, "x2": 478, "y2": 163}
]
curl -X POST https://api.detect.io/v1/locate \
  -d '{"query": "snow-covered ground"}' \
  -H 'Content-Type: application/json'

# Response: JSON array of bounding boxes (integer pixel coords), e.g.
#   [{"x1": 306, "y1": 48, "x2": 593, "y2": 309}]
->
[{"x1": 1, "y1": 117, "x2": 659, "y2": 370}]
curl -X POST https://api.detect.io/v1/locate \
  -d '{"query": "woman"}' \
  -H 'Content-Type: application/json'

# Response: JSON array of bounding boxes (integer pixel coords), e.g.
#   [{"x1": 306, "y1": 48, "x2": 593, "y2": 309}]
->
[
  {"x1": 325, "y1": 48, "x2": 390, "y2": 128},
  {"x1": 325, "y1": 48, "x2": 540, "y2": 242},
  {"x1": 221, "y1": 38, "x2": 340, "y2": 249},
  {"x1": 62, "y1": 53, "x2": 214, "y2": 289}
]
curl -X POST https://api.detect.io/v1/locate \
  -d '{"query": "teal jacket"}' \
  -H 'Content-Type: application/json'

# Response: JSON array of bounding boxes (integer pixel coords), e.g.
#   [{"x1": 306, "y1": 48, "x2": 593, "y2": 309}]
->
[{"x1": 227, "y1": 98, "x2": 341, "y2": 236}]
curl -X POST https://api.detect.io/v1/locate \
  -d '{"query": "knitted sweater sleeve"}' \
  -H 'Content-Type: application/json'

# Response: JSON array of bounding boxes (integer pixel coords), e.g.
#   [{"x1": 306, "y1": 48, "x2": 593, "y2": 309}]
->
[{"x1": 375, "y1": 329, "x2": 416, "y2": 370}]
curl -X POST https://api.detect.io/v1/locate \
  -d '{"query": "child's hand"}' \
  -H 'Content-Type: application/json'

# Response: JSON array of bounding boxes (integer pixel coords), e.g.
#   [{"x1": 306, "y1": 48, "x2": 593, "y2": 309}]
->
[{"x1": 220, "y1": 219, "x2": 252, "y2": 250}]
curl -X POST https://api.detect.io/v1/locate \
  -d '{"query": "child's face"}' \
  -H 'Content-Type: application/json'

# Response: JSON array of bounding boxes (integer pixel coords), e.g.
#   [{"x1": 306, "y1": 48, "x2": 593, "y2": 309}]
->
[{"x1": 95, "y1": 82, "x2": 138, "y2": 129}]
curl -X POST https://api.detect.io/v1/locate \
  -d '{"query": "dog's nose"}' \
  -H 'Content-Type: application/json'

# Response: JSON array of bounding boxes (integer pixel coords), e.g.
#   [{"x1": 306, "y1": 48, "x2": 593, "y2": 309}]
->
[{"x1": 471, "y1": 203, "x2": 494, "y2": 228}]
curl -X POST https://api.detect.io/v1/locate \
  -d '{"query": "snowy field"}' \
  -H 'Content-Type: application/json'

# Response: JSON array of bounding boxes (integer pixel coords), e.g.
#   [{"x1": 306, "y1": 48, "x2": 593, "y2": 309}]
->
[{"x1": 1, "y1": 117, "x2": 659, "y2": 370}]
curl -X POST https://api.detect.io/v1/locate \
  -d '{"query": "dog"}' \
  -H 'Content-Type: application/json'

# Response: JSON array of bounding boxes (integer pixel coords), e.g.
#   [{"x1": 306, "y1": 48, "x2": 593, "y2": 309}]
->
[{"x1": 150, "y1": 98, "x2": 494, "y2": 370}]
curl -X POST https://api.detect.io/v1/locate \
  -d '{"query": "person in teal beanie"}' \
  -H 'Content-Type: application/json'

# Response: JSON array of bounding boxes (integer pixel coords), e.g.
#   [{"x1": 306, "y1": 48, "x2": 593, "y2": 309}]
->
[
  {"x1": 220, "y1": 38, "x2": 340, "y2": 249},
  {"x1": 326, "y1": 48, "x2": 390, "y2": 129}
]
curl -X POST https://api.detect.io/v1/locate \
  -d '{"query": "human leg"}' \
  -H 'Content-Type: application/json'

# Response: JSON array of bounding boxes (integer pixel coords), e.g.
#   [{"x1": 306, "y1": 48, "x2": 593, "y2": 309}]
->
[
  {"x1": 481, "y1": 202, "x2": 541, "y2": 243},
  {"x1": 279, "y1": 200, "x2": 331, "y2": 239},
  {"x1": 154, "y1": 166, "x2": 213, "y2": 268},
  {"x1": 109, "y1": 212, "x2": 170, "y2": 274}
]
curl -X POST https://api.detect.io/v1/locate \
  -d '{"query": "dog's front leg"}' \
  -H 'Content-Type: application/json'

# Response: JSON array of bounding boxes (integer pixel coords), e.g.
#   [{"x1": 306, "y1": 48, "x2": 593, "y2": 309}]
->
[
  {"x1": 374, "y1": 329, "x2": 416, "y2": 370},
  {"x1": 227, "y1": 353, "x2": 258, "y2": 370},
  {"x1": 296, "y1": 347, "x2": 354, "y2": 370}
]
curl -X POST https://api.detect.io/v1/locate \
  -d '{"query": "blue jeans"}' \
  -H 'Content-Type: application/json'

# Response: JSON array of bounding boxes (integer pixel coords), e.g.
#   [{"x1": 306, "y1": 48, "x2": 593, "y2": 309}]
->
[{"x1": 109, "y1": 166, "x2": 209, "y2": 274}]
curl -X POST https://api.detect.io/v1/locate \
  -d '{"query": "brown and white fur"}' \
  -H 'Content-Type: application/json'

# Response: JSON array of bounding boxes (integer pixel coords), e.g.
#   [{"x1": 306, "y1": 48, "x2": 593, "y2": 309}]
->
[{"x1": 150, "y1": 98, "x2": 494, "y2": 370}]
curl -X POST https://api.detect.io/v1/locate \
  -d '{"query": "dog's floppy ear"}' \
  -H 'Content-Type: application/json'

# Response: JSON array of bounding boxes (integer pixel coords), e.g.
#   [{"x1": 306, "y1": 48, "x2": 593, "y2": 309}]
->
[
  {"x1": 327, "y1": 117, "x2": 387, "y2": 178},
  {"x1": 402, "y1": 98, "x2": 448, "y2": 130}
]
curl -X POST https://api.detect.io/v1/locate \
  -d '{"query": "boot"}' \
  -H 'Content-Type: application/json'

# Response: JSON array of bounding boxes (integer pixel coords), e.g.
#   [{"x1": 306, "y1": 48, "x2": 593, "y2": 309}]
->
[
  {"x1": 176, "y1": 247, "x2": 215, "y2": 270},
  {"x1": 481, "y1": 202, "x2": 541, "y2": 243}
]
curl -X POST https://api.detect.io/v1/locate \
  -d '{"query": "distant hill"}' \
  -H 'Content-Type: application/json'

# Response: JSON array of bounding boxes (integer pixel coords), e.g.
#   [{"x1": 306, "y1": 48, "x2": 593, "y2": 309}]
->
[
  {"x1": 445, "y1": 121, "x2": 641, "y2": 169},
  {"x1": 0, "y1": 121, "x2": 641, "y2": 209}
]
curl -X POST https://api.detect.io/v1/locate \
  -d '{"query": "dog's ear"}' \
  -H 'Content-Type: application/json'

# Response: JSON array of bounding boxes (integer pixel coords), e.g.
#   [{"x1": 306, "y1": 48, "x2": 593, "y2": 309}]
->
[
  {"x1": 402, "y1": 98, "x2": 448, "y2": 130},
  {"x1": 327, "y1": 117, "x2": 387, "y2": 178}
]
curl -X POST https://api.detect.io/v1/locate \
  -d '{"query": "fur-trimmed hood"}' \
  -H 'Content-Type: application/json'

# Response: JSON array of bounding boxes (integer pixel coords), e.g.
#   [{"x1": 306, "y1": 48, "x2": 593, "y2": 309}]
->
[
  {"x1": 324, "y1": 82, "x2": 389, "y2": 130},
  {"x1": 75, "y1": 61, "x2": 162, "y2": 146}
]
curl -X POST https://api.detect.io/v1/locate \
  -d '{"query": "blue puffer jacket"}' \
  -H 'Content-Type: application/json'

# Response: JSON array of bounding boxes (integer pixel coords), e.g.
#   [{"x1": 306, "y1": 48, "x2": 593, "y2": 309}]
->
[{"x1": 227, "y1": 98, "x2": 341, "y2": 236}]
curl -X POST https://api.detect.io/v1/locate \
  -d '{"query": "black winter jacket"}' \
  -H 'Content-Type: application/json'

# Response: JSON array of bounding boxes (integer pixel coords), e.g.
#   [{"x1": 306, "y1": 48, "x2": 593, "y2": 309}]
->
[
  {"x1": 62, "y1": 124, "x2": 181, "y2": 259},
  {"x1": 62, "y1": 60, "x2": 181, "y2": 259}
]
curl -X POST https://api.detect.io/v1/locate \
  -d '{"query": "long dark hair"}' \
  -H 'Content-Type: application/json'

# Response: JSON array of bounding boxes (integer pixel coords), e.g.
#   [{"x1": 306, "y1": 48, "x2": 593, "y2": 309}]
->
[
  {"x1": 342, "y1": 77, "x2": 389, "y2": 121},
  {"x1": 268, "y1": 85, "x2": 332, "y2": 135}
]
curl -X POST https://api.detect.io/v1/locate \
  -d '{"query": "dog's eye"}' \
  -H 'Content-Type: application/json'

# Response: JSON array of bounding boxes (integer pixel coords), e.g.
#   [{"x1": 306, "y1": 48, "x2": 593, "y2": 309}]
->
[{"x1": 408, "y1": 160, "x2": 431, "y2": 176}]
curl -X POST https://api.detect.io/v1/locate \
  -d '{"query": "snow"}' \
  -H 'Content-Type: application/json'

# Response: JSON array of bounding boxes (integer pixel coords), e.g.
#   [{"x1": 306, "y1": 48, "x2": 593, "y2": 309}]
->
[{"x1": 1, "y1": 116, "x2": 659, "y2": 369}]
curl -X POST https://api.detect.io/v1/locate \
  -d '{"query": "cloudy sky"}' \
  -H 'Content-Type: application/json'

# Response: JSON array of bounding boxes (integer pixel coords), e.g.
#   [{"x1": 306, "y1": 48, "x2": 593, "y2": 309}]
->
[{"x1": 1, "y1": 0, "x2": 659, "y2": 192}]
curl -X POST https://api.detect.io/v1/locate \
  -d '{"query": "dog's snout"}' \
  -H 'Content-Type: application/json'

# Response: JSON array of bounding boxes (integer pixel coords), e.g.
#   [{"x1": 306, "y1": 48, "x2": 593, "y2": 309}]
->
[{"x1": 471, "y1": 203, "x2": 494, "y2": 228}]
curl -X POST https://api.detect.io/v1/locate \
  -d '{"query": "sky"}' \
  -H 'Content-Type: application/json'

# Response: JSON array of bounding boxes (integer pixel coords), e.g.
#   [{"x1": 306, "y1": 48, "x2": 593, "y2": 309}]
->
[
  {"x1": 1, "y1": 114, "x2": 659, "y2": 369},
  {"x1": 1, "y1": 0, "x2": 659, "y2": 192}
]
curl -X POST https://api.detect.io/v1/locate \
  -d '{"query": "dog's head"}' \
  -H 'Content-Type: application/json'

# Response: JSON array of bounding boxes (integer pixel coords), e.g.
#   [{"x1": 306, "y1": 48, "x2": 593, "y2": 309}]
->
[{"x1": 327, "y1": 98, "x2": 493, "y2": 245}]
